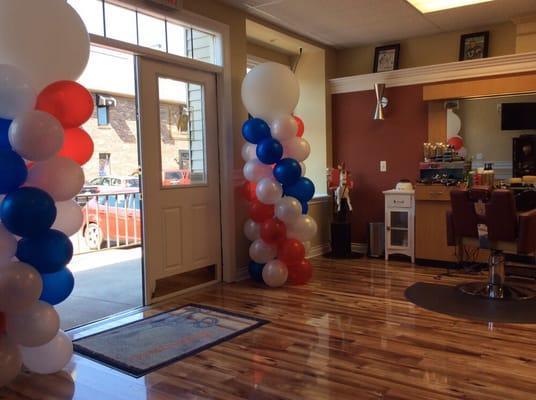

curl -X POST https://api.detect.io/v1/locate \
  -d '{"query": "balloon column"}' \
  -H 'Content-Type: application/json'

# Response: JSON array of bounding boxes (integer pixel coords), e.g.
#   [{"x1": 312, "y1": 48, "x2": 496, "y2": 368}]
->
[
  {"x1": 241, "y1": 62, "x2": 316, "y2": 288},
  {"x1": 0, "y1": 1, "x2": 92, "y2": 386}
]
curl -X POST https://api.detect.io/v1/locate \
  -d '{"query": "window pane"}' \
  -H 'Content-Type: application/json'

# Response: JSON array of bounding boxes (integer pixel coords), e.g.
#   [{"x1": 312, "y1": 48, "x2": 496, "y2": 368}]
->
[
  {"x1": 68, "y1": 0, "x2": 104, "y2": 36},
  {"x1": 104, "y1": 3, "x2": 137, "y2": 44},
  {"x1": 167, "y1": 21, "x2": 187, "y2": 57},
  {"x1": 158, "y1": 77, "x2": 206, "y2": 187},
  {"x1": 138, "y1": 13, "x2": 166, "y2": 52},
  {"x1": 187, "y1": 29, "x2": 216, "y2": 64}
]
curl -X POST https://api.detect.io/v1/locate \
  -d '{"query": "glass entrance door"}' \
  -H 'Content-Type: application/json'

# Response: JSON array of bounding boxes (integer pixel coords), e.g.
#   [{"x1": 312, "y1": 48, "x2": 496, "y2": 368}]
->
[{"x1": 136, "y1": 57, "x2": 222, "y2": 304}]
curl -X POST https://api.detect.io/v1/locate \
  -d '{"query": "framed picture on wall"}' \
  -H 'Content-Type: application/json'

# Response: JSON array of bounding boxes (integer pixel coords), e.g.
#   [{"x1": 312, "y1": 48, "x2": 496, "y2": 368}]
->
[
  {"x1": 373, "y1": 44, "x2": 400, "y2": 73},
  {"x1": 459, "y1": 31, "x2": 489, "y2": 61}
]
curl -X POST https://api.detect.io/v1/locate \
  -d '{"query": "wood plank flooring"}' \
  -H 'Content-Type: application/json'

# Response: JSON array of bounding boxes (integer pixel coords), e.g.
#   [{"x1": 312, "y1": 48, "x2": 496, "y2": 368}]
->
[{"x1": 3, "y1": 257, "x2": 536, "y2": 400}]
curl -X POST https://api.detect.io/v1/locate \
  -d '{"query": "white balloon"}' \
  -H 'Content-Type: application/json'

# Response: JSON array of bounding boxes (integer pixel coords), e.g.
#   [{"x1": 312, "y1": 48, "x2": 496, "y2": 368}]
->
[
  {"x1": 274, "y1": 197, "x2": 302, "y2": 225},
  {"x1": 287, "y1": 215, "x2": 318, "y2": 242},
  {"x1": 282, "y1": 137, "x2": 311, "y2": 162},
  {"x1": 0, "y1": 64, "x2": 36, "y2": 119},
  {"x1": 262, "y1": 259, "x2": 288, "y2": 287},
  {"x1": 256, "y1": 177, "x2": 283, "y2": 205},
  {"x1": 243, "y1": 159, "x2": 273, "y2": 183},
  {"x1": 249, "y1": 239, "x2": 277, "y2": 264},
  {"x1": 0, "y1": 0, "x2": 90, "y2": 91},
  {"x1": 0, "y1": 224, "x2": 17, "y2": 265},
  {"x1": 458, "y1": 146, "x2": 468, "y2": 159},
  {"x1": 0, "y1": 262, "x2": 42, "y2": 313},
  {"x1": 241, "y1": 142, "x2": 257, "y2": 162},
  {"x1": 270, "y1": 115, "x2": 298, "y2": 142},
  {"x1": 52, "y1": 200, "x2": 83, "y2": 237},
  {"x1": 9, "y1": 110, "x2": 64, "y2": 161},
  {"x1": 0, "y1": 335, "x2": 21, "y2": 387},
  {"x1": 446, "y1": 109, "x2": 462, "y2": 139},
  {"x1": 241, "y1": 62, "x2": 299, "y2": 123},
  {"x1": 20, "y1": 330, "x2": 73, "y2": 375},
  {"x1": 6, "y1": 301, "x2": 59, "y2": 347},
  {"x1": 26, "y1": 156, "x2": 84, "y2": 201},
  {"x1": 243, "y1": 219, "x2": 260, "y2": 241},
  {"x1": 300, "y1": 162, "x2": 306, "y2": 177}
]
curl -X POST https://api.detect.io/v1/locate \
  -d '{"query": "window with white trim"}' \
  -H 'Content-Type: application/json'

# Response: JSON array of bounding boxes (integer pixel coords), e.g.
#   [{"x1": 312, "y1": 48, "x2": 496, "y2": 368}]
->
[{"x1": 67, "y1": 0, "x2": 218, "y2": 65}]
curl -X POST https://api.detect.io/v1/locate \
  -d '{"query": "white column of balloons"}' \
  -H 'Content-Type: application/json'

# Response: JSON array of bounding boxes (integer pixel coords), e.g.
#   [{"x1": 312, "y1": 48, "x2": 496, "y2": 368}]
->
[
  {"x1": 0, "y1": 1, "x2": 93, "y2": 386},
  {"x1": 241, "y1": 62, "x2": 317, "y2": 287}
]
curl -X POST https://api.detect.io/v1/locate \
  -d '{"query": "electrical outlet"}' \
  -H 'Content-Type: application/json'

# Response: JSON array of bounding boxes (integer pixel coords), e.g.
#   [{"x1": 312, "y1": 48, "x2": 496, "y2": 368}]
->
[{"x1": 380, "y1": 161, "x2": 387, "y2": 172}]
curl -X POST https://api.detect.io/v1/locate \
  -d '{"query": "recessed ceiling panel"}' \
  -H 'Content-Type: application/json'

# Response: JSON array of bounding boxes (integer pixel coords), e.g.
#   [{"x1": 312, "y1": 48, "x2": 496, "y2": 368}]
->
[{"x1": 221, "y1": 0, "x2": 536, "y2": 48}]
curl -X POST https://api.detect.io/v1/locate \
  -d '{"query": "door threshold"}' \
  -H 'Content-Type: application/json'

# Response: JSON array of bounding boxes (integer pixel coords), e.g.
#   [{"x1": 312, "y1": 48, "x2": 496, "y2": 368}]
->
[{"x1": 68, "y1": 280, "x2": 221, "y2": 341}]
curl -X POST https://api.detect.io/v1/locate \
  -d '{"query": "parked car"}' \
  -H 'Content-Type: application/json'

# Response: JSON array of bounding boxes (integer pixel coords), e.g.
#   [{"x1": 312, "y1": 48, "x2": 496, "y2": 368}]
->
[
  {"x1": 80, "y1": 176, "x2": 140, "y2": 195},
  {"x1": 82, "y1": 190, "x2": 142, "y2": 250},
  {"x1": 162, "y1": 169, "x2": 191, "y2": 186}
]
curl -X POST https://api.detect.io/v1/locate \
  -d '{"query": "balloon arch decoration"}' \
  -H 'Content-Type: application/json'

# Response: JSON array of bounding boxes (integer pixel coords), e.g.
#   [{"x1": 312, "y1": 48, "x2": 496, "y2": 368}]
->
[
  {"x1": 0, "y1": 1, "x2": 93, "y2": 386},
  {"x1": 241, "y1": 63, "x2": 317, "y2": 287}
]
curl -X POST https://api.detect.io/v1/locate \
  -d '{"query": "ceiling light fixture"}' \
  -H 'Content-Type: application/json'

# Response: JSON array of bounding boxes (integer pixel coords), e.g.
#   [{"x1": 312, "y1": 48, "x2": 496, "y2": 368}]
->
[{"x1": 406, "y1": 0, "x2": 494, "y2": 13}]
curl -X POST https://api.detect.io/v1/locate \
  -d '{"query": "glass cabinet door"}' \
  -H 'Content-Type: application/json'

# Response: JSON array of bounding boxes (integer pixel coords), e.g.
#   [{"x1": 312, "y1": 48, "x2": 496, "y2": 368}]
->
[{"x1": 388, "y1": 210, "x2": 409, "y2": 247}]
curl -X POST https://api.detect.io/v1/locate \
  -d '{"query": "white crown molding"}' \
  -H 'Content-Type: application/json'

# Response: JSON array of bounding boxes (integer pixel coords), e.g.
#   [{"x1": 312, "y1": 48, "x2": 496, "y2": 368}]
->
[{"x1": 330, "y1": 51, "x2": 536, "y2": 94}]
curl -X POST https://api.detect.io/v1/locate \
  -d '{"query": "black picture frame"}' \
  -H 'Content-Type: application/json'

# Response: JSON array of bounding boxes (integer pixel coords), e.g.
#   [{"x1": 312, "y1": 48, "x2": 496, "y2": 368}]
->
[
  {"x1": 459, "y1": 31, "x2": 489, "y2": 61},
  {"x1": 373, "y1": 44, "x2": 400, "y2": 73}
]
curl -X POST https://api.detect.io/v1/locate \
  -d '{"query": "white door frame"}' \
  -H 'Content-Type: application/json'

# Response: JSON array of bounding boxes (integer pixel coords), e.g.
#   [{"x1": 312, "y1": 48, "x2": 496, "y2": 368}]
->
[{"x1": 87, "y1": 8, "x2": 236, "y2": 284}]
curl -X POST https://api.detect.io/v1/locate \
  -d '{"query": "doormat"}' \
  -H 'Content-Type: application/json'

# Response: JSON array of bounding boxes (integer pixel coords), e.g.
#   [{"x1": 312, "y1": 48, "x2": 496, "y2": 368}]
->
[
  {"x1": 405, "y1": 282, "x2": 536, "y2": 323},
  {"x1": 73, "y1": 304, "x2": 268, "y2": 377}
]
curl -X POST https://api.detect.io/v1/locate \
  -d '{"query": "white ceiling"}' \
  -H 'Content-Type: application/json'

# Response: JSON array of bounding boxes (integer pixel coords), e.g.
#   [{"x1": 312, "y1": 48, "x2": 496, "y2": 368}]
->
[{"x1": 220, "y1": 0, "x2": 536, "y2": 48}]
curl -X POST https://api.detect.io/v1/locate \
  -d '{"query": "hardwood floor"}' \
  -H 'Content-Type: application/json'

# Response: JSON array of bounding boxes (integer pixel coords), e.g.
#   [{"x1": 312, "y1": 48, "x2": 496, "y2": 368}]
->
[{"x1": 3, "y1": 257, "x2": 536, "y2": 400}]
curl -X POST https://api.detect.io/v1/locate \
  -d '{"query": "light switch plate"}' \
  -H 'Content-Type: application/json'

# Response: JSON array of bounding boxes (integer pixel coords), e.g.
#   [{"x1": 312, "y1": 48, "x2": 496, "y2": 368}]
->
[{"x1": 380, "y1": 161, "x2": 387, "y2": 172}]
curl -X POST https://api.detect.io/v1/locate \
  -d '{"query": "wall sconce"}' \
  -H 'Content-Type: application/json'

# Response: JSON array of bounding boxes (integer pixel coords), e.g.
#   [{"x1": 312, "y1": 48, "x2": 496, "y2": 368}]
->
[{"x1": 373, "y1": 83, "x2": 388, "y2": 120}]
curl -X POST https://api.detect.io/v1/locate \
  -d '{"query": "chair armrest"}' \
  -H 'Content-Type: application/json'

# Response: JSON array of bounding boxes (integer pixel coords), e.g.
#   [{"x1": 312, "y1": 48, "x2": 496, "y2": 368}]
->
[{"x1": 517, "y1": 209, "x2": 536, "y2": 254}]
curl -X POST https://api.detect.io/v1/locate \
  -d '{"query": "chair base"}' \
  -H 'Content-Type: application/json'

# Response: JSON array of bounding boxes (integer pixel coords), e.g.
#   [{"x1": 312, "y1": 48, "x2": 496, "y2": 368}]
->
[{"x1": 458, "y1": 282, "x2": 536, "y2": 300}]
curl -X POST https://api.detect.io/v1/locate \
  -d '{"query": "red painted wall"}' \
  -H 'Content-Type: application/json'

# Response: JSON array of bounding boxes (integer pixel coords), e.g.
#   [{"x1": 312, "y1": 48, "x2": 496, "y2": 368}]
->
[{"x1": 332, "y1": 84, "x2": 428, "y2": 243}]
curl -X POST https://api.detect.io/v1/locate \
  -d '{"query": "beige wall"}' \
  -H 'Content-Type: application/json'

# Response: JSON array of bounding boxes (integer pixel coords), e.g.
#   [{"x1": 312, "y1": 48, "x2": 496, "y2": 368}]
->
[
  {"x1": 336, "y1": 22, "x2": 517, "y2": 77},
  {"x1": 459, "y1": 93, "x2": 536, "y2": 164},
  {"x1": 294, "y1": 48, "x2": 328, "y2": 196},
  {"x1": 247, "y1": 42, "x2": 292, "y2": 66},
  {"x1": 515, "y1": 15, "x2": 536, "y2": 53}
]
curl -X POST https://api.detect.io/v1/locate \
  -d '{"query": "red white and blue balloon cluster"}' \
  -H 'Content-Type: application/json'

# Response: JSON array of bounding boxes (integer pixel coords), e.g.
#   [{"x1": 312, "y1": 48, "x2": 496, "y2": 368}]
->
[
  {"x1": 0, "y1": 1, "x2": 93, "y2": 386},
  {"x1": 241, "y1": 62, "x2": 317, "y2": 287}
]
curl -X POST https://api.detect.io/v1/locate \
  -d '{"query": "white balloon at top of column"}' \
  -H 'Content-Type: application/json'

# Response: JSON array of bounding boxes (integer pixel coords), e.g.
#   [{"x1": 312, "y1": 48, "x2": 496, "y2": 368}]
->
[{"x1": 0, "y1": 0, "x2": 90, "y2": 91}]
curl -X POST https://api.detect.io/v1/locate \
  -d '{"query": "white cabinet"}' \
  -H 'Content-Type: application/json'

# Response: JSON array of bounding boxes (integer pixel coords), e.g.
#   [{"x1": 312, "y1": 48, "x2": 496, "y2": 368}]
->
[{"x1": 383, "y1": 189, "x2": 415, "y2": 263}]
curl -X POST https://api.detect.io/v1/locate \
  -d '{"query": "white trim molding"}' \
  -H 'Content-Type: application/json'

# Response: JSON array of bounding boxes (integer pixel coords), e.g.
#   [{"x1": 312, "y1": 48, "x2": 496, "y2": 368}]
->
[{"x1": 330, "y1": 51, "x2": 536, "y2": 94}]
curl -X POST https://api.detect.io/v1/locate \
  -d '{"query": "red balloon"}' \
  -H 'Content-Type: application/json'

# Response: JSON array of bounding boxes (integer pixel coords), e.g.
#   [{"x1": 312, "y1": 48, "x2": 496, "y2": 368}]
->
[
  {"x1": 447, "y1": 136, "x2": 463, "y2": 151},
  {"x1": 279, "y1": 239, "x2": 305, "y2": 265},
  {"x1": 36, "y1": 80, "x2": 94, "y2": 128},
  {"x1": 58, "y1": 127, "x2": 94, "y2": 165},
  {"x1": 287, "y1": 259, "x2": 313, "y2": 285},
  {"x1": 0, "y1": 312, "x2": 5, "y2": 334},
  {"x1": 242, "y1": 181, "x2": 257, "y2": 202},
  {"x1": 249, "y1": 200, "x2": 274, "y2": 223},
  {"x1": 294, "y1": 115, "x2": 304, "y2": 137},
  {"x1": 260, "y1": 218, "x2": 286, "y2": 245}
]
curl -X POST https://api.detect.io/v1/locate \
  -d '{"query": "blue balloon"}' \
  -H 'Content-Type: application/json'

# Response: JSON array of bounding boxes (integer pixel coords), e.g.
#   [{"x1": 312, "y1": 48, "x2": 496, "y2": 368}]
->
[
  {"x1": 256, "y1": 138, "x2": 283, "y2": 165},
  {"x1": 0, "y1": 187, "x2": 57, "y2": 237},
  {"x1": 248, "y1": 261, "x2": 265, "y2": 283},
  {"x1": 284, "y1": 177, "x2": 316, "y2": 203},
  {"x1": 40, "y1": 267, "x2": 75, "y2": 305},
  {"x1": 0, "y1": 118, "x2": 12, "y2": 150},
  {"x1": 0, "y1": 149, "x2": 27, "y2": 194},
  {"x1": 301, "y1": 201, "x2": 309, "y2": 214},
  {"x1": 242, "y1": 118, "x2": 271, "y2": 144},
  {"x1": 273, "y1": 158, "x2": 302, "y2": 186},
  {"x1": 17, "y1": 229, "x2": 73, "y2": 274}
]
